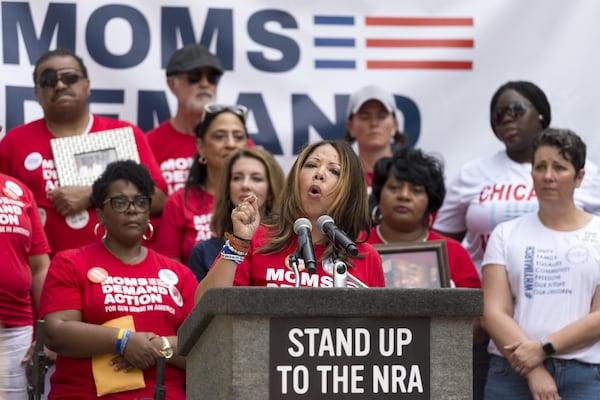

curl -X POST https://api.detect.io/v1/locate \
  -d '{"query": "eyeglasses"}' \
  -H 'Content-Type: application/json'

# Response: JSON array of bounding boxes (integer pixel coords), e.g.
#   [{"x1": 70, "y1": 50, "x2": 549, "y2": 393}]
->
[
  {"x1": 37, "y1": 69, "x2": 85, "y2": 89},
  {"x1": 491, "y1": 101, "x2": 529, "y2": 126},
  {"x1": 186, "y1": 69, "x2": 222, "y2": 85},
  {"x1": 204, "y1": 104, "x2": 249, "y2": 120},
  {"x1": 104, "y1": 196, "x2": 152, "y2": 213}
]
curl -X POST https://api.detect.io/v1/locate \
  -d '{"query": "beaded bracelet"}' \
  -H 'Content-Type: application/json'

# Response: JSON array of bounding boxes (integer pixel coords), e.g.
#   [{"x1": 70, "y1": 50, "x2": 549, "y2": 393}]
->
[
  {"x1": 225, "y1": 240, "x2": 246, "y2": 256},
  {"x1": 221, "y1": 244, "x2": 246, "y2": 265}
]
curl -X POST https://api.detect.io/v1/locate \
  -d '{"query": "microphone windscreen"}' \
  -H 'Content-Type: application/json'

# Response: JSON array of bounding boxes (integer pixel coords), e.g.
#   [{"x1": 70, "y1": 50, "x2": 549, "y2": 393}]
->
[
  {"x1": 293, "y1": 218, "x2": 312, "y2": 234},
  {"x1": 316, "y1": 215, "x2": 334, "y2": 234}
]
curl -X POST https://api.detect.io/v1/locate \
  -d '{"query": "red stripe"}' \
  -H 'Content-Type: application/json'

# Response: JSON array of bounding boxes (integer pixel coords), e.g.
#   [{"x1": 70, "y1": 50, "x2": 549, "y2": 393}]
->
[
  {"x1": 367, "y1": 60, "x2": 473, "y2": 70},
  {"x1": 367, "y1": 39, "x2": 474, "y2": 48},
  {"x1": 366, "y1": 17, "x2": 473, "y2": 26}
]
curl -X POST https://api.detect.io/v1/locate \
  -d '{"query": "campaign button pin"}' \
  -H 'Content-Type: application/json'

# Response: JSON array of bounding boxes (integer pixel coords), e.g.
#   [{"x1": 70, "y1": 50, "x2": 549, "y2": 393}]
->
[
  {"x1": 159, "y1": 268, "x2": 178, "y2": 285},
  {"x1": 87, "y1": 267, "x2": 108, "y2": 283},
  {"x1": 169, "y1": 285, "x2": 183, "y2": 307}
]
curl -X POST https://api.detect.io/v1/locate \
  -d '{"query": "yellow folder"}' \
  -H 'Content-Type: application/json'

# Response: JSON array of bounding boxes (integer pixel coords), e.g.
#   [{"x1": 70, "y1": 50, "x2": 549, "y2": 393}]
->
[{"x1": 91, "y1": 315, "x2": 146, "y2": 396}]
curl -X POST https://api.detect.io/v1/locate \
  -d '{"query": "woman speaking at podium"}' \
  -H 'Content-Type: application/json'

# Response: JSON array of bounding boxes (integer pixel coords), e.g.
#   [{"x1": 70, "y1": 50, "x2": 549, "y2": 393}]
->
[{"x1": 195, "y1": 140, "x2": 385, "y2": 302}]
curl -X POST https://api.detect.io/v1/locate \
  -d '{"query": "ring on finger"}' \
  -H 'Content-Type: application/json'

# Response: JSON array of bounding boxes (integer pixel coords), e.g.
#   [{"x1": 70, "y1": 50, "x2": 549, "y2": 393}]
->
[{"x1": 235, "y1": 204, "x2": 242, "y2": 211}]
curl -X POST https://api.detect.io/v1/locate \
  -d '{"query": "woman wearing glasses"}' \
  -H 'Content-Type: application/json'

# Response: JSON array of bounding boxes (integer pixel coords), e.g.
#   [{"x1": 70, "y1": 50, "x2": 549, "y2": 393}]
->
[
  {"x1": 433, "y1": 81, "x2": 600, "y2": 399},
  {"x1": 40, "y1": 160, "x2": 197, "y2": 399},
  {"x1": 195, "y1": 140, "x2": 386, "y2": 302},
  {"x1": 155, "y1": 104, "x2": 251, "y2": 264}
]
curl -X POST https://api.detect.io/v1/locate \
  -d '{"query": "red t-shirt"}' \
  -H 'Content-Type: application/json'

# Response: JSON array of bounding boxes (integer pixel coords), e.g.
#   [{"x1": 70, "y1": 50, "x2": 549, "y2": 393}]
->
[
  {"x1": 40, "y1": 241, "x2": 197, "y2": 399},
  {"x1": 0, "y1": 173, "x2": 51, "y2": 326},
  {"x1": 147, "y1": 121, "x2": 196, "y2": 196},
  {"x1": 0, "y1": 116, "x2": 168, "y2": 255},
  {"x1": 155, "y1": 188, "x2": 214, "y2": 264},
  {"x1": 232, "y1": 226, "x2": 386, "y2": 288}
]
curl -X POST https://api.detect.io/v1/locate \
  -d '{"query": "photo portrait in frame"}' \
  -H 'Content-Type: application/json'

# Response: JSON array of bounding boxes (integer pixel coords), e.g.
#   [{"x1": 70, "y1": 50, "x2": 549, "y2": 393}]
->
[
  {"x1": 373, "y1": 241, "x2": 451, "y2": 288},
  {"x1": 50, "y1": 127, "x2": 140, "y2": 186}
]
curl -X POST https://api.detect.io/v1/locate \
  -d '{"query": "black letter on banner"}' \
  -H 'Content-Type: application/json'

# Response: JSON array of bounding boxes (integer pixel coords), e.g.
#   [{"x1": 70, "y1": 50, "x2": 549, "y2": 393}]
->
[
  {"x1": 86, "y1": 5, "x2": 150, "y2": 68},
  {"x1": 2, "y1": 2, "x2": 75, "y2": 64}
]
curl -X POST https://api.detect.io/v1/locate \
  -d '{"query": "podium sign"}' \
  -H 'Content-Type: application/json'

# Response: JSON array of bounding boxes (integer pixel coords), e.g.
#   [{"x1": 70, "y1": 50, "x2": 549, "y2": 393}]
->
[
  {"x1": 179, "y1": 288, "x2": 482, "y2": 399},
  {"x1": 270, "y1": 317, "x2": 430, "y2": 399}
]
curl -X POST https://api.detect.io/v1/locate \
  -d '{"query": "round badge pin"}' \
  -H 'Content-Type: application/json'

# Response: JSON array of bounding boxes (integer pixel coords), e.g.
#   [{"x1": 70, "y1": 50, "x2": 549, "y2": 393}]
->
[
  {"x1": 169, "y1": 285, "x2": 184, "y2": 307},
  {"x1": 65, "y1": 210, "x2": 89, "y2": 229},
  {"x1": 87, "y1": 267, "x2": 108, "y2": 283},
  {"x1": 2, "y1": 187, "x2": 18, "y2": 200},
  {"x1": 38, "y1": 207, "x2": 47, "y2": 226},
  {"x1": 24, "y1": 152, "x2": 43, "y2": 171},
  {"x1": 159, "y1": 269, "x2": 179, "y2": 286},
  {"x1": 4, "y1": 180, "x2": 23, "y2": 198}
]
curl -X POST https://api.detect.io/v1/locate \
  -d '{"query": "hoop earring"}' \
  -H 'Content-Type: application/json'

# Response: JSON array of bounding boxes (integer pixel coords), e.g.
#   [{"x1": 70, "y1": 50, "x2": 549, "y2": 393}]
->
[
  {"x1": 198, "y1": 155, "x2": 207, "y2": 165},
  {"x1": 370, "y1": 205, "x2": 382, "y2": 225},
  {"x1": 94, "y1": 223, "x2": 107, "y2": 240},
  {"x1": 142, "y1": 222, "x2": 154, "y2": 241}
]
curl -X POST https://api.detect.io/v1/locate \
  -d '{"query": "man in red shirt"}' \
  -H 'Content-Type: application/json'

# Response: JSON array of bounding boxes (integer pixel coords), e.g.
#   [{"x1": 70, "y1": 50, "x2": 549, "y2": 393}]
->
[
  {"x1": 0, "y1": 48, "x2": 168, "y2": 255},
  {"x1": 147, "y1": 44, "x2": 224, "y2": 195}
]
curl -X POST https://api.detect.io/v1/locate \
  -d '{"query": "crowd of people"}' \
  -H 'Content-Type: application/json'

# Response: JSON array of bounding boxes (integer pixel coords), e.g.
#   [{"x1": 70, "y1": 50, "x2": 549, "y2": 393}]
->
[{"x1": 1, "y1": 43, "x2": 599, "y2": 400}]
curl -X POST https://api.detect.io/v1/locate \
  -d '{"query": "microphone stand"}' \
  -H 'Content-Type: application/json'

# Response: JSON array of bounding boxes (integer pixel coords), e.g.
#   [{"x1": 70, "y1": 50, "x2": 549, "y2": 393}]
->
[
  {"x1": 331, "y1": 249, "x2": 369, "y2": 288},
  {"x1": 27, "y1": 320, "x2": 48, "y2": 400},
  {"x1": 289, "y1": 248, "x2": 369, "y2": 288},
  {"x1": 332, "y1": 250, "x2": 347, "y2": 288},
  {"x1": 289, "y1": 253, "x2": 301, "y2": 287},
  {"x1": 139, "y1": 356, "x2": 166, "y2": 400},
  {"x1": 154, "y1": 355, "x2": 166, "y2": 400}
]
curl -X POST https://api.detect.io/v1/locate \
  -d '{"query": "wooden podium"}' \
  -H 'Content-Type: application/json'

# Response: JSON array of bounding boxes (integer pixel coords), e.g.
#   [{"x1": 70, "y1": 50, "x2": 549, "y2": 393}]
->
[{"x1": 179, "y1": 287, "x2": 482, "y2": 399}]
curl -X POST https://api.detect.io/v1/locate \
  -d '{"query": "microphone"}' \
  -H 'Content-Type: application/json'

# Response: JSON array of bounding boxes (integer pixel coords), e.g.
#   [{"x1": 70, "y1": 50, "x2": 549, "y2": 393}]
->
[
  {"x1": 293, "y1": 218, "x2": 317, "y2": 274},
  {"x1": 316, "y1": 215, "x2": 359, "y2": 257}
]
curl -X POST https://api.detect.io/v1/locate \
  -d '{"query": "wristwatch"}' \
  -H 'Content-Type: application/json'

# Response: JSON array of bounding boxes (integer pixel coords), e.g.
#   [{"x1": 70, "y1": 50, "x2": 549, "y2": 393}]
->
[
  {"x1": 540, "y1": 336, "x2": 555, "y2": 356},
  {"x1": 159, "y1": 336, "x2": 174, "y2": 359}
]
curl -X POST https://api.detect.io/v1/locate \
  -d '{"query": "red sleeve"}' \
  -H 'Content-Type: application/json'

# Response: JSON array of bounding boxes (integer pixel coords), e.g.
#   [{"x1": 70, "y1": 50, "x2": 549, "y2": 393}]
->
[
  {"x1": 363, "y1": 245, "x2": 385, "y2": 288},
  {"x1": 446, "y1": 239, "x2": 481, "y2": 288},
  {"x1": 171, "y1": 260, "x2": 198, "y2": 328},
  {"x1": 26, "y1": 187, "x2": 51, "y2": 256},
  {"x1": 0, "y1": 130, "x2": 15, "y2": 175},
  {"x1": 132, "y1": 126, "x2": 168, "y2": 194},
  {"x1": 40, "y1": 250, "x2": 84, "y2": 317},
  {"x1": 154, "y1": 192, "x2": 184, "y2": 258},
  {"x1": 347, "y1": 243, "x2": 385, "y2": 288}
]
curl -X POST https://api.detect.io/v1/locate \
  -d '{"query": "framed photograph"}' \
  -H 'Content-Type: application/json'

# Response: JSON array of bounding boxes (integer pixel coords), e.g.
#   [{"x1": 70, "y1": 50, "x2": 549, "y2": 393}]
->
[
  {"x1": 373, "y1": 240, "x2": 451, "y2": 288},
  {"x1": 51, "y1": 127, "x2": 140, "y2": 186}
]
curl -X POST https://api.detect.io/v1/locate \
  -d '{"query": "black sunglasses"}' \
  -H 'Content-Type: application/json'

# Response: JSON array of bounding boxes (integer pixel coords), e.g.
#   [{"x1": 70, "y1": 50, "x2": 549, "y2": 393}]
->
[
  {"x1": 186, "y1": 69, "x2": 222, "y2": 85},
  {"x1": 492, "y1": 101, "x2": 529, "y2": 126},
  {"x1": 37, "y1": 69, "x2": 85, "y2": 89}
]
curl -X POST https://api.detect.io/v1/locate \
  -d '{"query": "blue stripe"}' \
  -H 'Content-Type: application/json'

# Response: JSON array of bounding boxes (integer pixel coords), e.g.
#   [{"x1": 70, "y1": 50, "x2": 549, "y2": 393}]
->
[
  {"x1": 314, "y1": 15, "x2": 355, "y2": 25},
  {"x1": 314, "y1": 38, "x2": 355, "y2": 47},
  {"x1": 315, "y1": 60, "x2": 356, "y2": 69}
]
